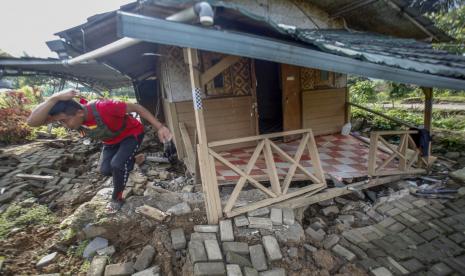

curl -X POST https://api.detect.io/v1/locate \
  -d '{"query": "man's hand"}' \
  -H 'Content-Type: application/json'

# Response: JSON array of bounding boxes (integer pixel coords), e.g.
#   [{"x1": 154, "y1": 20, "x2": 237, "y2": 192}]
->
[
  {"x1": 51, "y1": 88, "x2": 80, "y2": 101},
  {"x1": 157, "y1": 126, "x2": 172, "y2": 143}
]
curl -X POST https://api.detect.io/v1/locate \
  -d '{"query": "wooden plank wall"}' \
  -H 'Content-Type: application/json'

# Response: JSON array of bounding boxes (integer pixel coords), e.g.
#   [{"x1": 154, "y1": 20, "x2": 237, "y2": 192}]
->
[
  {"x1": 302, "y1": 88, "x2": 346, "y2": 136},
  {"x1": 171, "y1": 96, "x2": 257, "y2": 154}
]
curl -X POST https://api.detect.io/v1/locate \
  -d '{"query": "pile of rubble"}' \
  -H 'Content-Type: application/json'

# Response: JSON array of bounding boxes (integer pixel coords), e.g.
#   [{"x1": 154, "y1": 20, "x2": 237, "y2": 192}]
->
[{"x1": 0, "y1": 139, "x2": 102, "y2": 213}]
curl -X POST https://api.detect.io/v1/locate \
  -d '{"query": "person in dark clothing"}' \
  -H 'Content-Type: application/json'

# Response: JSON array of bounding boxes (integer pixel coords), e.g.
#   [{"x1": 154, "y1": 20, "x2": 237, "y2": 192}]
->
[{"x1": 27, "y1": 89, "x2": 172, "y2": 212}]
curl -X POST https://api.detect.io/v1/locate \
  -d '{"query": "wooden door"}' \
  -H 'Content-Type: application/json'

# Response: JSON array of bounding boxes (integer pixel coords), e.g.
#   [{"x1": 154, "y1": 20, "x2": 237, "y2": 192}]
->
[{"x1": 282, "y1": 64, "x2": 302, "y2": 138}]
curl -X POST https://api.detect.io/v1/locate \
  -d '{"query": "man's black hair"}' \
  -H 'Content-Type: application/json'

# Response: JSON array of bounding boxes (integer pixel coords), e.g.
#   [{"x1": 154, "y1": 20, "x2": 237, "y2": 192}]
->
[{"x1": 48, "y1": 100, "x2": 83, "y2": 116}]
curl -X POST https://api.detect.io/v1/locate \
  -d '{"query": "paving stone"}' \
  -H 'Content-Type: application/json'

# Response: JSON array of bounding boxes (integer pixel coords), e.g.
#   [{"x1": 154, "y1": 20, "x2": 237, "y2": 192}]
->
[
  {"x1": 305, "y1": 227, "x2": 325, "y2": 242},
  {"x1": 366, "y1": 209, "x2": 384, "y2": 223},
  {"x1": 303, "y1": 243, "x2": 317, "y2": 252},
  {"x1": 425, "y1": 205, "x2": 446, "y2": 217},
  {"x1": 248, "y1": 208, "x2": 270, "y2": 217},
  {"x1": 366, "y1": 248, "x2": 387, "y2": 259},
  {"x1": 226, "y1": 251, "x2": 252, "y2": 267},
  {"x1": 449, "y1": 232, "x2": 465, "y2": 244},
  {"x1": 189, "y1": 240, "x2": 208, "y2": 264},
  {"x1": 370, "y1": 267, "x2": 392, "y2": 276},
  {"x1": 234, "y1": 216, "x2": 249, "y2": 227},
  {"x1": 400, "y1": 258, "x2": 424, "y2": 273},
  {"x1": 262, "y1": 235, "x2": 282, "y2": 261},
  {"x1": 399, "y1": 212, "x2": 420, "y2": 224},
  {"x1": 337, "y1": 215, "x2": 355, "y2": 225},
  {"x1": 377, "y1": 256, "x2": 409, "y2": 275},
  {"x1": 193, "y1": 262, "x2": 226, "y2": 276},
  {"x1": 104, "y1": 262, "x2": 135, "y2": 276},
  {"x1": 171, "y1": 228, "x2": 187, "y2": 250},
  {"x1": 132, "y1": 266, "x2": 160, "y2": 276},
  {"x1": 36, "y1": 252, "x2": 58, "y2": 268},
  {"x1": 220, "y1": 220, "x2": 235, "y2": 241},
  {"x1": 87, "y1": 256, "x2": 108, "y2": 276},
  {"x1": 274, "y1": 223, "x2": 305, "y2": 243},
  {"x1": 427, "y1": 262, "x2": 453, "y2": 276},
  {"x1": 223, "y1": 242, "x2": 250, "y2": 255},
  {"x1": 415, "y1": 242, "x2": 446, "y2": 264},
  {"x1": 357, "y1": 258, "x2": 380, "y2": 271},
  {"x1": 204, "y1": 239, "x2": 223, "y2": 261},
  {"x1": 378, "y1": 217, "x2": 396, "y2": 228},
  {"x1": 411, "y1": 223, "x2": 430, "y2": 234},
  {"x1": 83, "y1": 237, "x2": 108, "y2": 258},
  {"x1": 227, "y1": 264, "x2": 243, "y2": 276},
  {"x1": 420, "y1": 206, "x2": 440, "y2": 219},
  {"x1": 386, "y1": 208, "x2": 402, "y2": 217},
  {"x1": 323, "y1": 234, "x2": 340, "y2": 249},
  {"x1": 97, "y1": 245, "x2": 116, "y2": 256},
  {"x1": 398, "y1": 199, "x2": 414, "y2": 210},
  {"x1": 332, "y1": 244, "x2": 356, "y2": 261},
  {"x1": 342, "y1": 230, "x2": 368, "y2": 244},
  {"x1": 244, "y1": 267, "x2": 259, "y2": 276},
  {"x1": 258, "y1": 268, "x2": 286, "y2": 276},
  {"x1": 282, "y1": 208, "x2": 295, "y2": 225},
  {"x1": 392, "y1": 202, "x2": 409, "y2": 212},
  {"x1": 387, "y1": 222, "x2": 406, "y2": 233},
  {"x1": 270, "y1": 208, "x2": 283, "y2": 225},
  {"x1": 443, "y1": 256, "x2": 465, "y2": 272},
  {"x1": 249, "y1": 244, "x2": 268, "y2": 272},
  {"x1": 191, "y1": 232, "x2": 218, "y2": 242},
  {"x1": 338, "y1": 238, "x2": 368, "y2": 259},
  {"x1": 167, "y1": 202, "x2": 192, "y2": 215},
  {"x1": 134, "y1": 245, "x2": 156, "y2": 271},
  {"x1": 401, "y1": 228, "x2": 426, "y2": 245},
  {"x1": 420, "y1": 229, "x2": 439, "y2": 241},
  {"x1": 248, "y1": 217, "x2": 273, "y2": 230},
  {"x1": 358, "y1": 242, "x2": 376, "y2": 251},
  {"x1": 430, "y1": 219, "x2": 454, "y2": 234},
  {"x1": 194, "y1": 225, "x2": 219, "y2": 233},
  {"x1": 321, "y1": 205, "x2": 339, "y2": 216},
  {"x1": 412, "y1": 199, "x2": 427, "y2": 208},
  {"x1": 431, "y1": 236, "x2": 464, "y2": 256},
  {"x1": 377, "y1": 203, "x2": 395, "y2": 214}
]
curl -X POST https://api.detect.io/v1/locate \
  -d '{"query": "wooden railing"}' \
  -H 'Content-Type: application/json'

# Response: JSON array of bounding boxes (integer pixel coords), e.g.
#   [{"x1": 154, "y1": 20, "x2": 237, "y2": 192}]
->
[
  {"x1": 368, "y1": 130, "x2": 427, "y2": 176},
  {"x1": 208, "y1": 129, "x2": 327, "y2": 217}
]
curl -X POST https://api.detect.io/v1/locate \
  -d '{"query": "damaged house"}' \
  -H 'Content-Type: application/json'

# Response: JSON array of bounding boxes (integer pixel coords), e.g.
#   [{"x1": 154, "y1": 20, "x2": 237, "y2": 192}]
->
[{"x1": 1, "y1": 0, "x2": 465, "y2": 223}]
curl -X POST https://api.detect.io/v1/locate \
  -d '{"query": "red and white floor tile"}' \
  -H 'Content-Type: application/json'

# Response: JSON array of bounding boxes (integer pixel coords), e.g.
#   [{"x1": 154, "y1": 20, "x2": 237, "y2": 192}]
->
[{"x1": 215, "y1": 134, "x2": 395, "y2": 183}]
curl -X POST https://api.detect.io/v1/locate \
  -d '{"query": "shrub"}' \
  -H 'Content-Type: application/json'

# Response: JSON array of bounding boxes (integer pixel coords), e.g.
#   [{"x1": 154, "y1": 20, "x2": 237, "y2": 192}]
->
[{"x1": 0, "y1": 91, "x2": 32, "y2": 144}]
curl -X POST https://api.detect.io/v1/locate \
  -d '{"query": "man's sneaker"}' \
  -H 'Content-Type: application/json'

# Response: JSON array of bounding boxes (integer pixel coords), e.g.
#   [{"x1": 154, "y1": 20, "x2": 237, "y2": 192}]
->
[{"x1": 106, "y1": 200, "x2": 124, "y2": 214}]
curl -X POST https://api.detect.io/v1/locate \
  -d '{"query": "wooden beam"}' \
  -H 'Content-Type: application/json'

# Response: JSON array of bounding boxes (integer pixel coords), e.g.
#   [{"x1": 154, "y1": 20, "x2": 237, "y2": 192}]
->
[
  {"x1": 223, "y1": 140, "x2": 266, "y2": 213},
  {"x1": 349, "y1": 102, "x2": 416, "y2": 129},
  {"x1": 208, "y1": 129, "x2": 311, "y2": 148},
  {"x1": 275, "y1": 175, "x2": 405, "y2": 209},
  {"x1": 200, "y1": 55, "x2": 241, "y2": 86},
  {"x1": 186, "y1": 48, "x2": 222, "y2": 223},
  {"x1": 179, "y1": 122, "x2": 196, "y2": 175},
  {"x1": 422, "y1": 87, "x2": 433, "y2": 132},
  {"x1": 225, "y1": 184, "x2": 325, "y2": 217},
  {"x1": 368, "y1": 132, "x2": 379, "y2": 176},
  {"x1": 209, "y1": 149, "x2": 277, "y2": 198}
]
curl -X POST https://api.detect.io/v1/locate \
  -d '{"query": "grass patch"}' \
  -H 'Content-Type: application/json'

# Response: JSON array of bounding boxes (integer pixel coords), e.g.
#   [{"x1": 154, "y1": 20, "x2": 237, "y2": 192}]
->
[{"x1": 0, "y1": 203, "x2": 57, "y2": 239}]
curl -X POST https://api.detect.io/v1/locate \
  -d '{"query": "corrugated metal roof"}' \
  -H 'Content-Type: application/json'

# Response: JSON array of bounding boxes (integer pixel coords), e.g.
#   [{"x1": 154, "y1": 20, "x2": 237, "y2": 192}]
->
[
  {"x1": 0, "y1": 58, "x2": 131, "y2": 90},
  {"x1": 289, "y1": 29, "x2": 465, "y2": 79}
]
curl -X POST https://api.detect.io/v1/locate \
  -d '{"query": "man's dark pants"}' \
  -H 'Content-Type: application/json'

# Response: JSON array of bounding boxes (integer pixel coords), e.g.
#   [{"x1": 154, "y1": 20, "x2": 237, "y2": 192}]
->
[{"x1": 98, "y1": 133, "x2": 144, "y2": 200}]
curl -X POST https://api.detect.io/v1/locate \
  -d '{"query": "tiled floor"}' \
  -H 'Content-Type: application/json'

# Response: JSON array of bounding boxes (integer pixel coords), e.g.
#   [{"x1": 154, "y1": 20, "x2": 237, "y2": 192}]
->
[{"x1": 215, "y1": 134, "x2": 396, "y2": 183}]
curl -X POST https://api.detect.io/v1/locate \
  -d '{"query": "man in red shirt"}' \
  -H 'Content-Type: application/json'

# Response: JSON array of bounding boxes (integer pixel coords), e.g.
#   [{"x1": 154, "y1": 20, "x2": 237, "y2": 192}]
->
[{"x1": 27, "y1": 89, "x2": 172, "y2": 212}]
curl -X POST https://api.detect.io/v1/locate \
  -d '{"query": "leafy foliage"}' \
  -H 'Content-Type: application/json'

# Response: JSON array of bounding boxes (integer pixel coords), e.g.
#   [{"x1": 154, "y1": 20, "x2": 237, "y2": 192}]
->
[
  {"x1": 0, "y1": 91, "x2": 32, "y2": 144},
  {"x1": 349, "y1": 80, "x2": 376, "y2": 103},
  {"x1": 430, "y1": 3, "x2": 465, "y2": 54},
  {"x1": 0, "y1": 203, "x2": 56, "y2": 239}
]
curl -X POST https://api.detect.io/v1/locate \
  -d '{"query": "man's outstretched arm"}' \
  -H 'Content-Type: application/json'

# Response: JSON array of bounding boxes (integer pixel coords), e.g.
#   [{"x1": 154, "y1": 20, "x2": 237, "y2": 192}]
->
[
  {"x1": 126, "y1": 103, "x2": 172, "y2": 142},
  {"x1": 27, "y1": 89, "x2": 79, "y2": 127}
]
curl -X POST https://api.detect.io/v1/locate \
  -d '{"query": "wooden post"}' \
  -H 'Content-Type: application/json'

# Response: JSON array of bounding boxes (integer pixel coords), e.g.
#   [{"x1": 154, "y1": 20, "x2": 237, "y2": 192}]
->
[
  {"x1": 186, "y1": 48, "x2": 222, "y2": 223},
  {"x1": 422, "y1": 87, "x2": 433, "y2": 132}
]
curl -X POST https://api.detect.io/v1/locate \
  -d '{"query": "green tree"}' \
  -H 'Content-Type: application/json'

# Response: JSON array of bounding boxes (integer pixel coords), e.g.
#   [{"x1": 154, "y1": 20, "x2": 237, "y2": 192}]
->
[
  {"x1": 349, "y1": 80, "x2": 376, "y2": 103},
  {"x1": 430, "y1": 2, "x2": 465, "y2": 54}
]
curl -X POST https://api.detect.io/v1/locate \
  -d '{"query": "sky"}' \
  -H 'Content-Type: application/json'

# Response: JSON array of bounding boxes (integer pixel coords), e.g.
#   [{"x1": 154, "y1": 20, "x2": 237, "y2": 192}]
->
[{"x1": 0, "y1": 0, "x2": 133, "y2": 58}]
